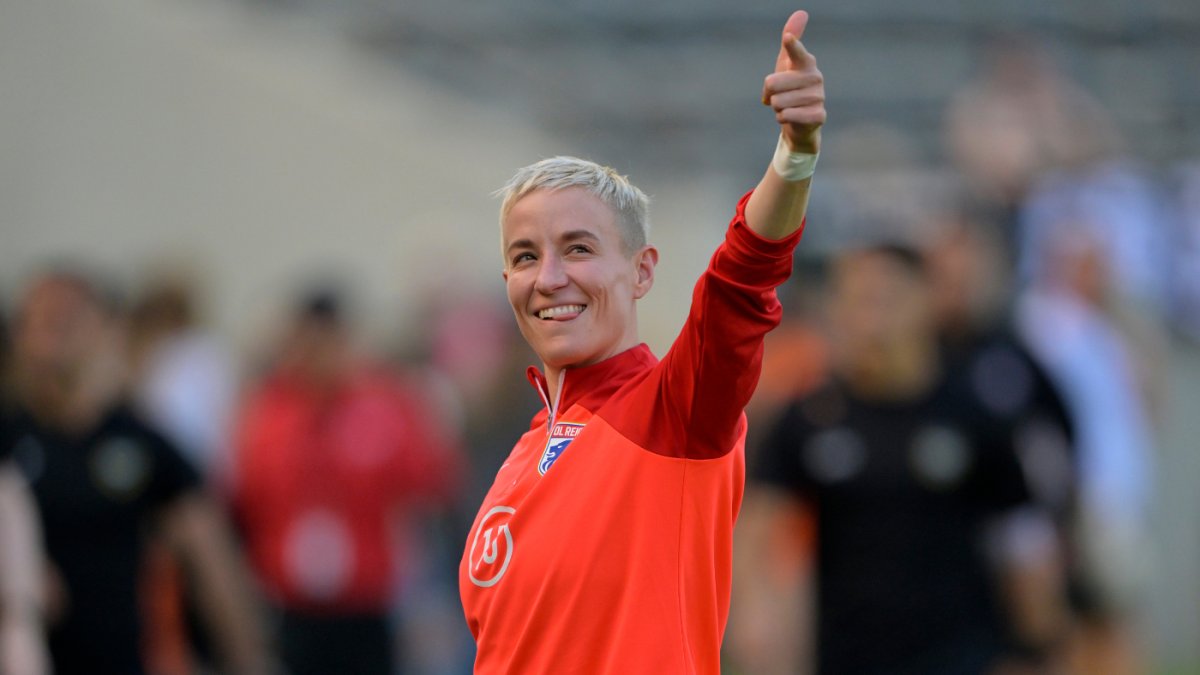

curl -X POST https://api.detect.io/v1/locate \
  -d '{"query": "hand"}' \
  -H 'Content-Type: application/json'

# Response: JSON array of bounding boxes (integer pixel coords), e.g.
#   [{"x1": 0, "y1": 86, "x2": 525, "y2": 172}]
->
[{"x1": 762, "y1": 11, "x2": 826, "y2": 155}]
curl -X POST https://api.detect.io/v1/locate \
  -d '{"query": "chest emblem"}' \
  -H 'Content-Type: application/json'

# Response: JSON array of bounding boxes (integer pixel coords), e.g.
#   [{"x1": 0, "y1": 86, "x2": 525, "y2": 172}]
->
[
  {"x1": 469, "y1": 505, "x2": 515, "y2": 588},
  {"x1": 90, "y1": 437, "x2": 151, "y2": 502},
  {"x1": 538, "y1": 422, "x2": 584, "y2": 475}
]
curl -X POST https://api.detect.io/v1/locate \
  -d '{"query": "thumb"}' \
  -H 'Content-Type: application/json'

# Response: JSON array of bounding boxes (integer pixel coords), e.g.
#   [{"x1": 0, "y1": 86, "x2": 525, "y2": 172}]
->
[
  {"x1": 781, "y1": 10, "x2": 809, "y2": 45},
  {"x1": 774, "y1": 11, "x2": 811, "y2": 72},
  {"x1": 783, "y1": 33, "x2": 814, "y2": 70}
]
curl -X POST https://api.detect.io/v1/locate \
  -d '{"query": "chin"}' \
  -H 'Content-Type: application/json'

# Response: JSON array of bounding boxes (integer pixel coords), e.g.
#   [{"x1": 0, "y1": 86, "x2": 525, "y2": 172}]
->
[
  {"x1": 535, "y1": 340, "x2": 601, "y2": 371},
  {"x1": 538, "y1": 349, "x2": 589, "y2": 370}
]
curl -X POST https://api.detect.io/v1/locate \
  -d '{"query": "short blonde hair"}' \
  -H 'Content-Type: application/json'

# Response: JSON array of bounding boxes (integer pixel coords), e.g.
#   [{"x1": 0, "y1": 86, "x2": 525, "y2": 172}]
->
[{"x1": 497, "y1": 156, "x2": 650, "y2": 254}]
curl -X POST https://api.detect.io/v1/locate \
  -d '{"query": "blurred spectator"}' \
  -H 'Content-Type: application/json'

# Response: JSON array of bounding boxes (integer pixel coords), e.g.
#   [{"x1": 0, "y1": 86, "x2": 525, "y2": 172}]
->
[
  {"x1": 1017, "y1": 223, "x2": 1156, "y2": 675},
  {"x1": 127, "y1": 271, "x2": 237, "y2": 481},
  {"x1": 0, "y1": 311, "x2": 52, "y2": 675},
  {"x1": 230, "y1": 287, "x2": 462, "y2": 675},
  {"x1": 927, "y1": 214, "x2": 1076, "y2": 524},
  {"x1": 747, "y1": 259, "x2": 833, "y2": 424},
  {"x1": 402, "y1": 291, "x2": 534, "y2": 674},
  {"x1": 945, "y1": 33, "x2": 1121, "y2": 252},
  {"x1": 3, "y1": 268, "x2": 273, "y2": 675},
  {"x1": 1170, "y1": 161, "x2": 1200, "y2": 341},
  {"x1": 124, "y1": 271, "x2": 242, "y2": 674},
  {"x1": 736, "y1": 244, "x2": 1067, "y2": 674},
  {"x1": 1018, "y1": 161, "x2": 1172, "y2": 320},
  {"x1": 421, "y1": 290, "x2": 540, "y2": 509}
]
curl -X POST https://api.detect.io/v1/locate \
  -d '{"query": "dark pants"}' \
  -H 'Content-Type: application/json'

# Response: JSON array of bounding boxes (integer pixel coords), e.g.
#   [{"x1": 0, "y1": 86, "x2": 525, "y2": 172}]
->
[{"x1": 280, "y1": 610, "x2": 396, "y2": 675}]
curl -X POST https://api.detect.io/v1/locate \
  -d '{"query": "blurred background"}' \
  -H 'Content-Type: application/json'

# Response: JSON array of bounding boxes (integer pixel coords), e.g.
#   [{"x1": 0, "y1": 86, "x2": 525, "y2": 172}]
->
[{"x1": 1, "y1": 0, "x2": 1198, "y2": 672}]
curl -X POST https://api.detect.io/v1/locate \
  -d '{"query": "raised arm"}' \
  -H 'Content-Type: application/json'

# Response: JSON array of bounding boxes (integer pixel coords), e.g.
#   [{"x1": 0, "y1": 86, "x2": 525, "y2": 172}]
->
[{"x1": 746, "y1": 10, "x2": 826, "y2": 241}]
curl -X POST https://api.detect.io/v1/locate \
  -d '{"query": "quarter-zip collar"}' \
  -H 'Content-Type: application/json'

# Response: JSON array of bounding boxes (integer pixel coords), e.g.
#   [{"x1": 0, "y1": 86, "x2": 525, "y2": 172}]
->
[{"x1": 525, "y1": 344, "x2": 657, "y2": 431}]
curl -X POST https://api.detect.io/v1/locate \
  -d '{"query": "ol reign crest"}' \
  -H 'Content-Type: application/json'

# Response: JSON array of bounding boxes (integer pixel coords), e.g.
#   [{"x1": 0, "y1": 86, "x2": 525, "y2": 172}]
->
[{"x1": 539, "y1": 422, "x2": 584, "y2": 475}]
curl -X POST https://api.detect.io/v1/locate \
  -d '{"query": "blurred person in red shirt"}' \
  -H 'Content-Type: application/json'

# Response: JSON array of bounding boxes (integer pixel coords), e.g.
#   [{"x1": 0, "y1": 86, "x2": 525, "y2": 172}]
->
[{"x1": 231, "y1": 287, "x2": 462, "y2": 675}]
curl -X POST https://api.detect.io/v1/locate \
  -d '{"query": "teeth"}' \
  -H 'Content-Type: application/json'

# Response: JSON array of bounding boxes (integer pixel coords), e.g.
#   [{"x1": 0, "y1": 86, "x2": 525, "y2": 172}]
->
[{"x1": 537, "y1": 305, "x2": 585, "y2": 319}]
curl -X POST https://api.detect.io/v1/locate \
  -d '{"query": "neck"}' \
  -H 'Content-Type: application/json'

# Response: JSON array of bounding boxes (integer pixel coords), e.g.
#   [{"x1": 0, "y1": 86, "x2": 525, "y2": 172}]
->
[
  {"x1": 843, "y1": 338, "x2": 938, "y2": 401},
  {"x1": 18, "y1": 365, "x2": 120, "y2": 435},
  {"x1": 540, "y1": 336, "x2": 641, "y2": 408},
  {"x1": 542, "y1": 366, "x2": 567, "y2": 414}
]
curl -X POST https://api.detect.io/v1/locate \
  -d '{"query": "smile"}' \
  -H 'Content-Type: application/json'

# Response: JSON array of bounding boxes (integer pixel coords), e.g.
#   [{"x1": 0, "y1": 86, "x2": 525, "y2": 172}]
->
[{"x1": 536, "y1": 305, "x2": 587, "y2": 320}]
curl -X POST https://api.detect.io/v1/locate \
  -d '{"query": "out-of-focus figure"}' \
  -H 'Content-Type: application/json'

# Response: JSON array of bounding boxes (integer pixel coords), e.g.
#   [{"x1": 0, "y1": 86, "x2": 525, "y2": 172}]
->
[
  {"x1": 737, "y1": 244, "x2": 1067, "y2": 675},
  {"x1": 927, "y1": 215, "x2": 1077, "y2": 535},
  {"x1": 231, "y1": 288, "x2": 461, "y2": 675},
  {"x1": 1017, "y1": 222, "x2": 1156, "y2": 675},
  {"x1": 1018, "y1": 160, "x2": 1171, "y2": 320},
  {"x1": 127, "y1": 272, "x2": 237, "y2": 481},
  {"x1": 125, "y1": 271, "x2": 242, "y2": 674},
  {"x1": 945, "y1": 33, "x2": 1121, "y2": 251},
  {"x1": 0, "y1": 311, "x2": 52, "y2": 675},
  {"x1": 3, "y1": 268, "x2": 272, "y2": 675},
  {"x1": 746, "y1": 259, "x2": 833, "y2": 433},
  {"x1": 1172, "y1": 162, "x2": 1200, "y2": 341}
]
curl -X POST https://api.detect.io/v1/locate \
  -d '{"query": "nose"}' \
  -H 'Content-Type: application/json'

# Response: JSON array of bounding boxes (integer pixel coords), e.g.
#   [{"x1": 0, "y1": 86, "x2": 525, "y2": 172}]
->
[{"x1": 534, "y1": 253, "x2": 568, "y2": 294}]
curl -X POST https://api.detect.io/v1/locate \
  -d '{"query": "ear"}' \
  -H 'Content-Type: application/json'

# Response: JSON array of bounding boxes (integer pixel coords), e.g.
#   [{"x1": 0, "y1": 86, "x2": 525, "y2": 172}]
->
[
  {"x1": 632, "y1": 245, "x2": 658, "y2": 300},
  {"x1": 502, "y1": 268, "x2": 509, "y2": 282}
]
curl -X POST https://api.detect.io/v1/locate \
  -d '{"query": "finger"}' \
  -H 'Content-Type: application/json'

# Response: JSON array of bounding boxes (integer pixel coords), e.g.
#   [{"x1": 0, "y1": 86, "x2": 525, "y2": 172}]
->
[
  {"x1": 769, "y1": 89, "x2": 825, "y2": 113},
  {"x1": 777, "y1": 106, "x2": 827, "y2": 127},
  {"x1": 763, "y1": 71, "x2": 823, "y2": 106},
  {"x1": 764, "y1": 70, "x2": 823, "y2": 96}
]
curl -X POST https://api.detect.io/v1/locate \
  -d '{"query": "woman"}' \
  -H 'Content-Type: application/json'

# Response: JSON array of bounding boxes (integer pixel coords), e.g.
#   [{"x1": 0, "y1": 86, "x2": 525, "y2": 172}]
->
[{"x1": 459, "y1": 10, "x2": 825, "y2": 673}]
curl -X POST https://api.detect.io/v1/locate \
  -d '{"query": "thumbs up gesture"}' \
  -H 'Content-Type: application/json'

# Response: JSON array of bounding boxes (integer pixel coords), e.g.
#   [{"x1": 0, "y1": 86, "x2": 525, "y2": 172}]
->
[{"x1": 762, "y1": 11, "x2": 825, "y2": 155}]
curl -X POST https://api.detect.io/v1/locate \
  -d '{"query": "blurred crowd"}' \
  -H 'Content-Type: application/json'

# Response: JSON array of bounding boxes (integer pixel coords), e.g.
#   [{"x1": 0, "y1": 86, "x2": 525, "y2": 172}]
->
[{"x1": 1, "y1": 32, "x2": 1198, "y2": 675}]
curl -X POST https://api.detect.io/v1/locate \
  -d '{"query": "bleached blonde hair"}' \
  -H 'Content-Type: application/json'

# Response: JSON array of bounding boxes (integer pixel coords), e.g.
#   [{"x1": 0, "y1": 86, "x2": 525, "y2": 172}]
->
[{"x1": 496, "y1": 156, "x2": 650, "y2": 254}]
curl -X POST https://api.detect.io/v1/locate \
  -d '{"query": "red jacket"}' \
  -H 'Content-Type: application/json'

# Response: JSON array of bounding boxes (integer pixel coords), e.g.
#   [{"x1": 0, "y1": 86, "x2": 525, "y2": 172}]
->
[
  {"x1": 460, "y1": 193, "x2": 802, "y2": 673},
  {"x1": 234, "y1": 368, "x2": 458, "y2": 613}
]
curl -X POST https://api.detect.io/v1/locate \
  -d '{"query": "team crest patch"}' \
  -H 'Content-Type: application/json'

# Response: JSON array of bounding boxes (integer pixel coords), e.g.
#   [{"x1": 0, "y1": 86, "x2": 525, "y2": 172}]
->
[{"x1": 539, "y1": 422, "x2": 584, "y2": 475}]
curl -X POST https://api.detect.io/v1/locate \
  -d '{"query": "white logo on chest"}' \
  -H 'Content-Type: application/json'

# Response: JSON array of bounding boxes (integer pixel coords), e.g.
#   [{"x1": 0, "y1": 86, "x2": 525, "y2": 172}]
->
[{"x1": 469, "y1": 506, "x2": 515, "y2": 588}]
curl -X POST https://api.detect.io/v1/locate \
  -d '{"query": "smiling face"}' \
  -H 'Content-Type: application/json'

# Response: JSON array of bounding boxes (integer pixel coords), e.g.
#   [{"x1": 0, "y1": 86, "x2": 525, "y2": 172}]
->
[{"x1": 502, "y1": 187, "x2": 657, "y2": 374}]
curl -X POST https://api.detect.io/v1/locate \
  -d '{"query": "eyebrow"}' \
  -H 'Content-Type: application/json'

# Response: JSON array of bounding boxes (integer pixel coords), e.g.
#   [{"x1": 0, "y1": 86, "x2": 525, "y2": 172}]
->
[{"x1": 505, "y1": 229, "x2": 602, "y2": 256}]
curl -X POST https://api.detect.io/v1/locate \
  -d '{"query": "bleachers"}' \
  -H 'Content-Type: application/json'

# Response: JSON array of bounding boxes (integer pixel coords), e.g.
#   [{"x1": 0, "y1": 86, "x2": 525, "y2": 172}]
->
[{"x1": 280, "y1": 0, "x2": 1200, "y2": 178}]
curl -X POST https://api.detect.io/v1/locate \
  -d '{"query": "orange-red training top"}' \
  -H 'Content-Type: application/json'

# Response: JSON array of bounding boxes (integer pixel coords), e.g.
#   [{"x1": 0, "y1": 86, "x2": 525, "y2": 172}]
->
[{"x1": 459, "y1": 192, "x2": 803, "y2": 674}]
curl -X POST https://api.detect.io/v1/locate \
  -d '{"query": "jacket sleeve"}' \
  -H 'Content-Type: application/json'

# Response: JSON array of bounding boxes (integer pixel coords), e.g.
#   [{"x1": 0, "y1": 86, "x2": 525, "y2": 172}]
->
[{"x1": 611, "y1": 191, "x2": 804, "y2": 459}]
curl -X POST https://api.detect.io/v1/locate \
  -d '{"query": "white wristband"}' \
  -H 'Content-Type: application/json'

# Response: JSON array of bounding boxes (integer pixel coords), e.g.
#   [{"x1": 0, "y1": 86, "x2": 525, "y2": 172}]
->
[{"x1": 771, "y1": 134, "x2": 819, "y2": 182}]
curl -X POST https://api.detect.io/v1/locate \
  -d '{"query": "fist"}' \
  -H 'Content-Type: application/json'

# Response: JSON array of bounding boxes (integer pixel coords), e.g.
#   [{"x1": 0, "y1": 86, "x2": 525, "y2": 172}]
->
[{"x1": 762, "y1": 10, "x2": 826, "y2": 154}]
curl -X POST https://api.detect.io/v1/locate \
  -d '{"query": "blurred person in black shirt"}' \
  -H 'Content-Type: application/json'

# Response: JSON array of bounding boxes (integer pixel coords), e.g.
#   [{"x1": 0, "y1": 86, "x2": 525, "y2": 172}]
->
[
  {"x1": 2, "y1": 268, "x2": 274, "y2": 675},
  {"x1": 927, "y1": 216, "x2": 1076, "y2": 531},
  {"x1": 742, "y1": 244, "x2": 1067, "y2": 674}
]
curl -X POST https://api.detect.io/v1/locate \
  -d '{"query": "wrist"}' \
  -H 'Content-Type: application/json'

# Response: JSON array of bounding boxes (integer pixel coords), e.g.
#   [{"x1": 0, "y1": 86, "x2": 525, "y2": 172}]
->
[
  {"x1": 784, "y1": 129, "x2": 821, "y2": 155},
  {"x1": 771, "y1": 134, "x2": 820, "y2": 182}
]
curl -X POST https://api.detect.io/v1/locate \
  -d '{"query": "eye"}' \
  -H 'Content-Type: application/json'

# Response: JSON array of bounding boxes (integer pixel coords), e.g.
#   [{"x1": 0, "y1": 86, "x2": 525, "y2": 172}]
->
[
  {"x1": 566, "y1": 244, "x2": 593, "y2": 255},
  {"x1": 511, "y1": 251, "x2": 536, "y2": 266}
]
